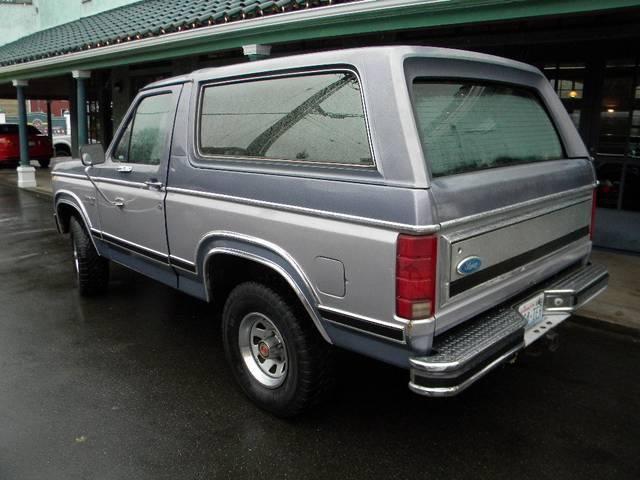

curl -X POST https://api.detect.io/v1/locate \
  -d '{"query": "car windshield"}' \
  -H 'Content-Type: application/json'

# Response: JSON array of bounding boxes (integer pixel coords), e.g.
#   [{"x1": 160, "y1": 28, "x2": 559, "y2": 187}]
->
[{"x1": 412, "y1": 81, "x2": 565, "y2": 177}]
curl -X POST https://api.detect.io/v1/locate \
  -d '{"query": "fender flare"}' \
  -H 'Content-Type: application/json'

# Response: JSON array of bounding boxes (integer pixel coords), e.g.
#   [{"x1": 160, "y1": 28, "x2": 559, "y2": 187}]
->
[
  {"x1": 197, "y1": 231, "x2": 331, "y2": 343},
  {"x1": 54, "y1": 189, "x2": 98, "y2": 250}
]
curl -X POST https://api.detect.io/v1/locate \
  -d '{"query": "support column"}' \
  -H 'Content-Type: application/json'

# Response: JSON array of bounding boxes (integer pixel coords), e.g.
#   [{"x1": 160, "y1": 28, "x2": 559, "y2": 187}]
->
[
  {"x1": 242, "y1": 44, "x2": 272, "y2": 61},
  {"x1": 68, "y1": 76, "x2": 79, "y2": 158},
  {"x1": 46, "y1": 99, "x2": 53, "y2": 155},
  {"x1": 12, "y1": 79, "x2": 36, "y2": 188},
  {"x1": 72, "y1": 70, "x2": 91, "y2": 147}
]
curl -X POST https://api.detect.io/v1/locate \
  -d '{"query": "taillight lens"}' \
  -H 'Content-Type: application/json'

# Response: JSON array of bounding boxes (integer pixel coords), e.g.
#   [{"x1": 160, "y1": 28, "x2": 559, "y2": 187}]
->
[
  {"x1": 590, "y1": 188, "x2": 597, "y2": 239},
  {"x1": 396, "y1": 234, "x2": 437, "y2": 320}
]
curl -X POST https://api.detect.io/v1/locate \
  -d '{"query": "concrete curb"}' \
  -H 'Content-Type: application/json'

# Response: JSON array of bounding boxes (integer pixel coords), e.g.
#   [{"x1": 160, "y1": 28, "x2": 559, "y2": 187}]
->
[{"x1": 0, "y1": 175, "x2": 53, "y2": 198}]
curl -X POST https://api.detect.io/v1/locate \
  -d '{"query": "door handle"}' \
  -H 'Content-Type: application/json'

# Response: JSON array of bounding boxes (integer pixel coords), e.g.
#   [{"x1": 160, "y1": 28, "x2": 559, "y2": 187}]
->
[
  {"x1": 114, "y1": 197, "x2": 125, "y2": 208},
  {"x1": 144, "y1": 179, "x2": 164, "y2": 190},
  {"x1": 116, "y1": 165, "x2": 133, "y2": 173}
]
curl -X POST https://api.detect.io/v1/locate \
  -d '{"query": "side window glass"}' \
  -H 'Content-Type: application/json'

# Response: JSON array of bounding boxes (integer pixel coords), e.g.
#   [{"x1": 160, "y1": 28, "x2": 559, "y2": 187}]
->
[
  {"x1": 199, "y1": 72, "x2": 372, "y2": 165},
  {"x1": 112, "y1": 121, "x2": 132, "y2": 162},
  {"x1": 113, "y1": 93, "x2": 173, "y2": 165}
]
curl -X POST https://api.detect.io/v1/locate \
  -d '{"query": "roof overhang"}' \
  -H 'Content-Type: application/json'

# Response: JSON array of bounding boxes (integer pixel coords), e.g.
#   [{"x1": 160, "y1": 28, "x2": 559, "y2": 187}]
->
[{"x1": 1, "y1": 0, "x2": 639, "y2": 83}]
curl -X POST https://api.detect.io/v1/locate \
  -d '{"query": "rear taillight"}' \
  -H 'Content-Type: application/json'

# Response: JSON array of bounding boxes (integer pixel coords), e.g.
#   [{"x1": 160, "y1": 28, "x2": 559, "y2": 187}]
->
[
  {"x1": 396, "y1": 234, "x2": 437, "y2": 320},
  {"x1": 590, "y1": 188, "x2": 597, "y2": 239}
]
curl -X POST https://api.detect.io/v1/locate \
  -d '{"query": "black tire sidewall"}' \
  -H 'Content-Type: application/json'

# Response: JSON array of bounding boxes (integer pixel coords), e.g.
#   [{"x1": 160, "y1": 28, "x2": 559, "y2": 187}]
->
[{"x1": 69, "y1": 216, "x2": 108, "y2": 296}]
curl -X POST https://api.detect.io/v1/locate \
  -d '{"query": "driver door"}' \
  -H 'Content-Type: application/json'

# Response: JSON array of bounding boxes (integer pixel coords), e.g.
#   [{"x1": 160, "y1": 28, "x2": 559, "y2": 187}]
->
[{"x1": 89, "y1": 86, "x2": 181, "y2": 285}]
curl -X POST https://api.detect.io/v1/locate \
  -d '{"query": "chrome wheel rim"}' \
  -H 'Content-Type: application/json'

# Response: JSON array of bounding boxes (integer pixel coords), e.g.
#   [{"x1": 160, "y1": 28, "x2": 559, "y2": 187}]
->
[
  {"x1": 238, "y1": 312, "x2": 288, "y2": 388},
  {"x1": 72, "y1": 239, "x2": 79, "y2": 275}
]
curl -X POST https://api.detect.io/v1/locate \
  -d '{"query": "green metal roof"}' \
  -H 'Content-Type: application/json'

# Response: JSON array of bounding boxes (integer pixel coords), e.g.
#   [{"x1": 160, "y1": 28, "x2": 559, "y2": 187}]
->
[{"x1": 0, "y1": 0, "x2": 355, "y2": 66}]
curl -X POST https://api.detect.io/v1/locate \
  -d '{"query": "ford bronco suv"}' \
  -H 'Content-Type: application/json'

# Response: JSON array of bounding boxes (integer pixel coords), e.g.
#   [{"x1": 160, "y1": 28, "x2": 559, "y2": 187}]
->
[{"x1": 52, "y1": 46, "x2": 608, "y2": 416}]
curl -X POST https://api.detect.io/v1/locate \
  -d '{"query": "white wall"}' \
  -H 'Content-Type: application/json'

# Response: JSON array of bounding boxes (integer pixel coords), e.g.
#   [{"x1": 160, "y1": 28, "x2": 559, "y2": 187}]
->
[
  {"x1": 0, "y1": 2, "x2": 39, "y2": 46},
  {"x1": 0, "y1": 0, "x2": 140, "y2": 47}
]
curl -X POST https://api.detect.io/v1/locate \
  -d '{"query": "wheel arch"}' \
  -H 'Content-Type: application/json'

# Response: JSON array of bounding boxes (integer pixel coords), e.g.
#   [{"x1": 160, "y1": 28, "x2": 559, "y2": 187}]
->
[
  {"x1": 53, "y1": 191, "x2": 101, "y2": 250},
  {"x1": 198, "y1": 232, "x2": 331, "y2": 343},
  {"x1": 53, "y1": 140, "x2": 71, "y2": 154}
]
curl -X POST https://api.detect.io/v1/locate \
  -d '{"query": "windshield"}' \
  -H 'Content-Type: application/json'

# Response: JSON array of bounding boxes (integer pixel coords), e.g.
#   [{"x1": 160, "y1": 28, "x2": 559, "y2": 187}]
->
[{"x1": 412, "y1": 81, "x2": 564, "y2": 177}]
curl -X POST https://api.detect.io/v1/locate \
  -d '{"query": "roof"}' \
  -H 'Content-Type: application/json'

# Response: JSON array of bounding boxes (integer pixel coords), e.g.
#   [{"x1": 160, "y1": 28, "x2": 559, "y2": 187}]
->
[
  {"x1": 0, "y1": 0, "x2": 357, "y2": 67},
  {"x1": 144, "y1": 45, "x2": 540, "y2": 89}
]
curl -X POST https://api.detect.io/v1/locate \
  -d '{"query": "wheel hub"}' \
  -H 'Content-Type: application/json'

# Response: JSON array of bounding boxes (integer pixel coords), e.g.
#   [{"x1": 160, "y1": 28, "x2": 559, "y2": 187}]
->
[
  {"x1": 258, "y1": 341, "x2": 270, "y2": 358},
  {"x1": 238, "y1": 313, "x2": 288, "y2": 388}
]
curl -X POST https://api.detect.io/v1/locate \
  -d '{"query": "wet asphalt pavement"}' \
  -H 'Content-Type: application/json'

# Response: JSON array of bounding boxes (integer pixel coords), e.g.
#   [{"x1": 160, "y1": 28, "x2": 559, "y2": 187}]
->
[{"x1": 0, "y1": 183, "x2": 639, "y2": 480}]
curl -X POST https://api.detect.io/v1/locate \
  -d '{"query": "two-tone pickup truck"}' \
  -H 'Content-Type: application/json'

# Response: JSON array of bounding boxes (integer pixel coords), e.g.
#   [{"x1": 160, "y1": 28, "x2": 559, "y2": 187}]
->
[{"x1": 52, "y1": 46, "x2": 608, "y2": 416}]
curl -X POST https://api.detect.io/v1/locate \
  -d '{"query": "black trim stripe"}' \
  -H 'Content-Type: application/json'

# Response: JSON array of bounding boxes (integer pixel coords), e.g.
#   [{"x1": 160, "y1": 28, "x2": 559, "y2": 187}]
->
[
  {"x1": 449, "y1": 226, "x2": 589, "y2": 297},
  {"x1": 319, "y1": 308, "x2": 405, "y2": 342},
  {"x1": 170, "y1": 256, "x2": 197, "y2": 273},
  {"x1": 98, "y1": 231, "x2": 170, "y2": 265}
]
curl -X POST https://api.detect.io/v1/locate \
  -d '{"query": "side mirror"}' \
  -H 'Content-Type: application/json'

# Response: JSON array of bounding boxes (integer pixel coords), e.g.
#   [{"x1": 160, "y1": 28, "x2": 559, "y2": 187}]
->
[{"x1": 80, "y1": 143, "x2": 105, "y2": 166}]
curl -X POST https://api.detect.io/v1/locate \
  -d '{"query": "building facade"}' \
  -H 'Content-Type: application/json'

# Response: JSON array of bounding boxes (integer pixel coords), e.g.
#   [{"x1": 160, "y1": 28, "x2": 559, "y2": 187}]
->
[{"x1": 0, "y1": 0, "x2": 638, "y2": 251}]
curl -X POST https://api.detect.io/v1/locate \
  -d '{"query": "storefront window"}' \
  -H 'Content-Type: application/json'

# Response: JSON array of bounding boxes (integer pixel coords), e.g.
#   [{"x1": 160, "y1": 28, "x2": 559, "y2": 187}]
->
[
  {"x1": 595, "y1": 58, "x2": 640, "y2": 212},
  {"x1": 598, "y1": 63, "x2": 635, "y2": 155},
  {"x1": 543, "y1": 62, "x2": 585, "y2": 129}
]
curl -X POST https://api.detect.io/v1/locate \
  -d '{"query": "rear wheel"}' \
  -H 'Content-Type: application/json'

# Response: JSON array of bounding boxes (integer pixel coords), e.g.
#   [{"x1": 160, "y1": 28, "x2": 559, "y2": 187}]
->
[
  {"x1": 222, "y1": 282, "x2": 334, "y2": 417},
  {"x1": 69, "y1": 216, "x2": 109, "y2": 296},
  {"x1": 38, "y1": 158, "x2": 50, "y2": 168}
]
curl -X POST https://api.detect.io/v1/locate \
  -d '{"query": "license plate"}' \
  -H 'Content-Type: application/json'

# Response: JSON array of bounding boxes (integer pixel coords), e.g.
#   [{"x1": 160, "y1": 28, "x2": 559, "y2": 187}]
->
[
  {"x1": 518, "y1": 293, "x2": 544, "y2": 328},
  {"x1": 28, "y1": 141, "x2": 35, "y2": 147}
]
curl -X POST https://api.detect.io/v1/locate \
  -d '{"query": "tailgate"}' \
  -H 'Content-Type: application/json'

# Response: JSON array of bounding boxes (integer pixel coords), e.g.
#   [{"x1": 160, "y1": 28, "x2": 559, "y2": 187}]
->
[{"x1": 430, "y1": 162, "x2": 594, "y2": 334}]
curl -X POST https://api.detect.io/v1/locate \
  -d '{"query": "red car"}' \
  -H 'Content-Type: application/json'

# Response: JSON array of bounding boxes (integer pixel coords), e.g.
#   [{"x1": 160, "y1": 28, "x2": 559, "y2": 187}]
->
[{"x1": 0, "y1": 123, "x2": 53, "y2": 168}]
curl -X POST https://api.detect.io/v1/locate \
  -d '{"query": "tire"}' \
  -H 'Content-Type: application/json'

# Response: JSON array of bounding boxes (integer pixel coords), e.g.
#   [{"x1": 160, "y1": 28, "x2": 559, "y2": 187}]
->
[
  {"x1": 55, "y1": 147, "x2": 71, "y2": 157},
  {"x1": 69, "y1": 216, "x2": 109, "y2": 296},
  {"x1": 38, "y1": 158, "x2": 50, "y2": 168},
  {"x1": 222, "y1": 282, "x2": 334, "y2": 417},
  {"x1": 1, "y1": 160, "x2": 19, "y2": 169}
]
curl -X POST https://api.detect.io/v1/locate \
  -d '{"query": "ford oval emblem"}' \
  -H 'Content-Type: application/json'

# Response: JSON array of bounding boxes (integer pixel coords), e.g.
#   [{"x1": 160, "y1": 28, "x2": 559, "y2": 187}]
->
[{"x1": 456, "y1": 256, "x2": 482, "y2": 275}]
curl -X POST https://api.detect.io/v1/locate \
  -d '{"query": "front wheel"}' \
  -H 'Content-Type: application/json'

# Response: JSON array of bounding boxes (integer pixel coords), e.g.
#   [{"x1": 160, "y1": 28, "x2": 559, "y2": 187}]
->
[
  {"x1": 222, "y1": 282, "x2": 334, "y2": 417},
  {"x1": 38, "y1": 158, "x2": 50, "y2": 168},
  {"x1": 69, "y1": 216, "x2": 109, "y2": 296}
]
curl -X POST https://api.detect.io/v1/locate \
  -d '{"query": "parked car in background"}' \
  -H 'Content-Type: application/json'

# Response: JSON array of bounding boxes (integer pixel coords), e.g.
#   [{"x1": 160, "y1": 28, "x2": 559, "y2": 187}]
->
[
  {"x1": 52, "y1": 134, "x2": 72, "y2": 157},
  {"x1": 0, "y1": 123, "x2": 53, "y2": 168},
  {"x1": 52, "y1": 46, "x2": 608, "y2": 416}
]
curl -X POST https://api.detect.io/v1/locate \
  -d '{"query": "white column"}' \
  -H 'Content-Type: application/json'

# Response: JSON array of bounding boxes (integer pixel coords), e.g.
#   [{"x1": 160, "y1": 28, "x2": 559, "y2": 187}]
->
[{"x1": 12, "y1": 79, "x2": 36, "y2": 189}]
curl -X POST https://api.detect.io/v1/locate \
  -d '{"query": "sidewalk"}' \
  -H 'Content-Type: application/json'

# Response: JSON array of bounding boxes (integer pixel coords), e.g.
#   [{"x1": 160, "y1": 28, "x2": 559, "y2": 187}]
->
[
  {"x1": 577, "y1": 249, "x2": 640, "y2": 333},
  {"x1": 1, "y1": 169, "x2": 638, "y2": 332},
  {"x1": 0, "y1": 165, "x2": 52, "y2": 197}
]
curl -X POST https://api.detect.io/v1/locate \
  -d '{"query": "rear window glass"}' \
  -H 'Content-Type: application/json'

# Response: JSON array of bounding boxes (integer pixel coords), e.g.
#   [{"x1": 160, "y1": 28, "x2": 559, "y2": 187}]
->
[
  {"x1": 412, "y1": 81, "x2": 564, "y2": 177},
  {"x1": 199, "y1": 72, "x2": 372, "y2": 166}
]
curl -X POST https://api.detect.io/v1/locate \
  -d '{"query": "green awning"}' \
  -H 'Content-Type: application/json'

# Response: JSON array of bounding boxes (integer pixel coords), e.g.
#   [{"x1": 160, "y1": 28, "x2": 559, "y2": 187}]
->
[{"x1": 0, "y1": 0, "x2": 639, "y2": 83}]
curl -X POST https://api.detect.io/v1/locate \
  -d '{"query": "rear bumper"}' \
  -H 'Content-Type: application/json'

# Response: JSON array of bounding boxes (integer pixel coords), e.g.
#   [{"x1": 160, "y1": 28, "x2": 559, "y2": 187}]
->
[{"x1": 408, "y1": 263, "x2": 608, "y2": 397}]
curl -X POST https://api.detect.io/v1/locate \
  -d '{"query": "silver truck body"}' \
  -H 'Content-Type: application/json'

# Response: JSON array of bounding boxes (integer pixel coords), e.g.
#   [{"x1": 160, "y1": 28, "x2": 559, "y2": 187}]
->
[{"x1": 52, "y1": 46, "x2": 607, "y2": 397}]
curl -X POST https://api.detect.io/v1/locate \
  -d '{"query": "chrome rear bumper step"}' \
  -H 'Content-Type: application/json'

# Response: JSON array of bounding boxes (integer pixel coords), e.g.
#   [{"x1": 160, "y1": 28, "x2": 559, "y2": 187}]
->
[{"x1": 409, "y1": 263, "x2": 608, "y2": 397}]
